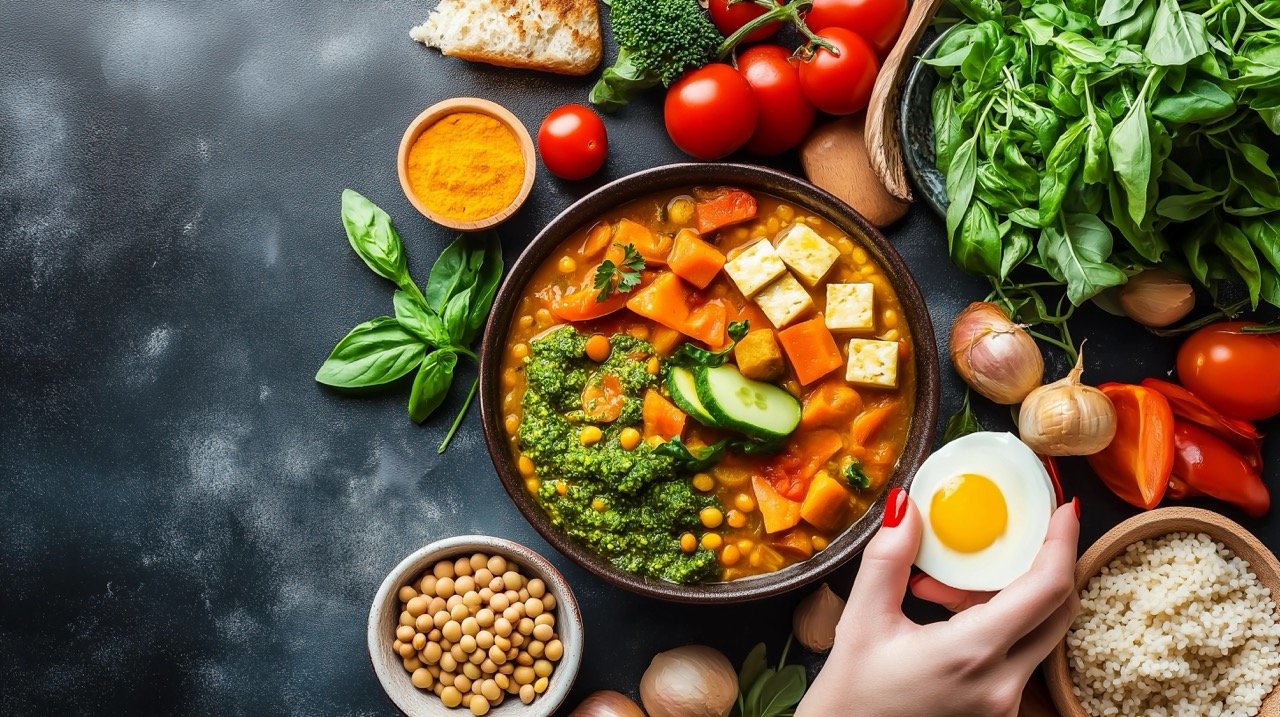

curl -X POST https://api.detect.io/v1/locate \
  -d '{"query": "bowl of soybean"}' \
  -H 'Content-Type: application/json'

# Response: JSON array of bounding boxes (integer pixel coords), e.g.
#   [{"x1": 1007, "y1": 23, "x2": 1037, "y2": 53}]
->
[{"x1": 368, "y1": 535, "x2": 583, "y2": 716}]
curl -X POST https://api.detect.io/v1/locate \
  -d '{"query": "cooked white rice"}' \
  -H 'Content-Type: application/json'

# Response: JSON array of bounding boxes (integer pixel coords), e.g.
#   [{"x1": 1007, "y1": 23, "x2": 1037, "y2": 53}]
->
[{"x1": 1067, "y1": 532, "x2": 1280, "y2": 717}]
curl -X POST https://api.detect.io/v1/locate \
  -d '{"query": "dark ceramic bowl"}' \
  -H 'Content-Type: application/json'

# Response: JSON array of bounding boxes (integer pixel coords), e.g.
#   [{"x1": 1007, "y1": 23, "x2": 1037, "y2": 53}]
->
[
  {"x1": 478, "y1": 163, "x2": 941, "y2": 603},
  {"x1": 901, "y1": 28, "x2": 950, "y2": 219}
]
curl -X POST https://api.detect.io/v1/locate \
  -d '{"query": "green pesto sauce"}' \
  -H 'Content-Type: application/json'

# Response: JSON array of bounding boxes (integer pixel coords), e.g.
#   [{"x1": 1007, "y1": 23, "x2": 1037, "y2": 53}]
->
[{"x1": 518, "y1": 326, "x2": 718, "y2": 584}]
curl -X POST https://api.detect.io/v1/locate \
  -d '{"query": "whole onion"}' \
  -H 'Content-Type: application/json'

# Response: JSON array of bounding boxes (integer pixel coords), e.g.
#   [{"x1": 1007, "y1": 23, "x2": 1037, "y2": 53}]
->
[
  {"x1": 792, "y1": 583, "x2": 846, "y2": 652},
  {"x1": 950, "y1": 302, "x2": 1044, "y2": 404},
  {"x1": 1019, "y1": 346, "x2": 1117, "y2": 456},
  {"x1": 639, "y1": 645, "x2": 737, "y2": 717},
  {"x1": 568, "y1": 690, "x2": 646, "y2": 717}
]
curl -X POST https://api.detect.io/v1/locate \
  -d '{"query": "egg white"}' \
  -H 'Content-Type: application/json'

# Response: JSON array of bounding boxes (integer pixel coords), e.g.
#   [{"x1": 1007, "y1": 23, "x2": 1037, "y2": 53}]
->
[{"x1": 908, "y1": 431, "x2": 1055, "y2": 591}]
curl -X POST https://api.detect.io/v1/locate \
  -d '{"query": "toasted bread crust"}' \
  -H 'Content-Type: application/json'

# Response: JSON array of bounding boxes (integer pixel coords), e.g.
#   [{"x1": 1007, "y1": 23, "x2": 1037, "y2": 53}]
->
[{"x1": 413, "y1": 0, "x2": 602, "y2": 76}]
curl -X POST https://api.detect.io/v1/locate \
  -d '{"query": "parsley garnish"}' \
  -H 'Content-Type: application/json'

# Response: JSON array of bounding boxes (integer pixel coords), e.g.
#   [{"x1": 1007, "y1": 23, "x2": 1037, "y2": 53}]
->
[
  {"x1": 844, "y1": 460, "x2": 870, "y2": 490},
  {"x1": 593, "y1": 243, "x2": 645, "y2": 302}
]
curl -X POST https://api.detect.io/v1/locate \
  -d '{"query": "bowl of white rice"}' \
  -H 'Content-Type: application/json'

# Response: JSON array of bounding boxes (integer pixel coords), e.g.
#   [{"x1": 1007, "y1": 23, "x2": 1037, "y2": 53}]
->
[{"x1": 1046, "y1": 507, "x2": 1280, "y2": 717}]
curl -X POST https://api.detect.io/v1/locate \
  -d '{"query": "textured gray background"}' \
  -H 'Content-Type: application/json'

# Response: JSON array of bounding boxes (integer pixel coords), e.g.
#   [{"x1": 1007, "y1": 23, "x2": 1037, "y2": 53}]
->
[{"x1": 2, "y1": 2, "x2": 1276, "y2": 715}]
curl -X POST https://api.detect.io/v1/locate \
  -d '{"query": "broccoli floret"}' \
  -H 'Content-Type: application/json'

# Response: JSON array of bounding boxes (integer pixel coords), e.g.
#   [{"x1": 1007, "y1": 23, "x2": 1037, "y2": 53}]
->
[{"x1": 589, "y1": 0, "x2": 724, "y2": 111}]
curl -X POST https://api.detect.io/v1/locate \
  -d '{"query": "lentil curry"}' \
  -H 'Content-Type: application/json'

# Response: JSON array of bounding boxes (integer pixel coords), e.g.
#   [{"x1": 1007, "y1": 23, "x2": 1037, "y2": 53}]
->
[{"x1": 499, "y1": 187, "x2": 915, "y2": 583}]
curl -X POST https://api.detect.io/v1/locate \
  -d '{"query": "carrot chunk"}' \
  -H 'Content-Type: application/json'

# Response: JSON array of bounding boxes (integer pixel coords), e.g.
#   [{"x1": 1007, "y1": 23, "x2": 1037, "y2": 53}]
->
[
  {"x1": 666, "y1": 229, "x2": 726, "y2": 289},
  {"x1": 550, "y1": 287, "x2": 631, "y2": 322},
  {"x1": 777, "y1": 317, "x2": 843, "y2": 386},
  {"x1": 800, "y1": 379, "x2": 864, "y2": 430},
  {"x1": 614, "y1": 218, "x2": 673, "y2": 265},
  {"x1": 753, "y1": 476, "x2": 802, "y2": 534},
  {"x1": 851, "y1": 402, "x2": 897, "y2": 446},
  {"x1": 695, "y1": 188, "x2": 758, "y2": 235},
  {"x1": 626, "y1": 272, "x2": 727, "y2": 347},
  {"x1": 642, "y1": 390, "x2": 687, "y2": 441},
  {"x1": 800, "y1": 470, "x2": 851, "y2": 531}
]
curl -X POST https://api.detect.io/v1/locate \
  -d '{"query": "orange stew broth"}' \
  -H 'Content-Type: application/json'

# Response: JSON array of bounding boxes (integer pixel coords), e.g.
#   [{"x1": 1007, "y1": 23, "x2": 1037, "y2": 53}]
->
[{"x1": 499, "y1": 189, "x2": 915, "y2": 580}]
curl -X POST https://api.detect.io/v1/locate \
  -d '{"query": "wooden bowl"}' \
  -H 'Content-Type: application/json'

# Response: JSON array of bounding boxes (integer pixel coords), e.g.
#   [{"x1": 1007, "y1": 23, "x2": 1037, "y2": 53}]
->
[
  {"x1": 367, "y1": 535, "x2": 583, "y2": 717},
  {"x1": 1045, "y1": 507, "x2": 1280, "y2": 717},
  {"x1": 396, "y1": 98, "x2": 536, "y2": 231},
  {"x1": 477, "y1": 162, "x2": 942, "y2": 603}
]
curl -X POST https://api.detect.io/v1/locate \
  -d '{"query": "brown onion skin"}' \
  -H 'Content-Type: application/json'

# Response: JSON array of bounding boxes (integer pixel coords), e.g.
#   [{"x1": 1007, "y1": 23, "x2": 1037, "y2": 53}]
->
[
  {"x1": 1119, "y1": 269, "x2": 1195, "y2": 327},
  {"x1": 793, "y1": 583, "x2": 845, "y2": 652},
  {"x1": 640, "y1": 645, "x2": 737, "y2": 717},
  {"x1": 950, "y1": 302, "x2": 1044, "y2": 404},
  {"x1": 568, "y1": 690, "x2": 646, "y2": 717},
  {"x1": 1018, "y1": 347, "x2": 1117, "y2": 456}
]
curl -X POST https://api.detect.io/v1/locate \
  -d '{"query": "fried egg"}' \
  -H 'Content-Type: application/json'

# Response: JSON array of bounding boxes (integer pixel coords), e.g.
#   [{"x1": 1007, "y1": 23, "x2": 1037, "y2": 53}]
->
[{"x1": 909, "y1": 432, "x2": 1055, "y2": 591}]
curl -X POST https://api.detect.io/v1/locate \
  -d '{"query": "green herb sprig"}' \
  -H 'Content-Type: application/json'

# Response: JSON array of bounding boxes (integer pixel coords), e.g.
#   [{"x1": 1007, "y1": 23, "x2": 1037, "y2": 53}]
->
[
  {"x1": 315, "y1": 189, "x2": 504, "y2": 453},
  {"x1": 593, "y1": 242, "x2": 646, "y2": 302},
  {"x1": 733, "y1": 639, "x2": 808, "y2": 717}
]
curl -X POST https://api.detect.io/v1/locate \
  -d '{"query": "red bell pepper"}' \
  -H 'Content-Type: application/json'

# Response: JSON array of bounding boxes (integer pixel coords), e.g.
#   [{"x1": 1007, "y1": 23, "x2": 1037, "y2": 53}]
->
[
  {"x1": 1039, "y1": 454, "x2": 1065, "y2": 507},
  {"x1": 1140, "y1": 378, "x2": 1263, "y2": 470},
  {"x1": 1171, "y1": 421, "x2": 1270, "y2": 518},
  {"x1": 1085, "y1": 383, "x2": 1175, "y2": 510}
]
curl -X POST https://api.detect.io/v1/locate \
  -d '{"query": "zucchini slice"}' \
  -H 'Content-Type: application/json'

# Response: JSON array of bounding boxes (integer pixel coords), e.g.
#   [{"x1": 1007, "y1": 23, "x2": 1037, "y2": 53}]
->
[
  {"x1": 694, "y1": 365, "x2": 801, "y2": 441},
  {"x1": 667, "y1": 366, "x2": 717, "y2": 426}
]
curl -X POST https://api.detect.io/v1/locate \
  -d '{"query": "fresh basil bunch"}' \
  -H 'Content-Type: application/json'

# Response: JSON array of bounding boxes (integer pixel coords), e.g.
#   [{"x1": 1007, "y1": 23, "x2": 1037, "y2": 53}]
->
[
  {"x1": 931, "y1": 0, "x2": 1280, "y2": 309},
  {"x1": 316, "y1": 189, "x2": 503, "y2": 452},
  {"x1": 733, "y1": 641, "x2": 807, "y2": 717}
]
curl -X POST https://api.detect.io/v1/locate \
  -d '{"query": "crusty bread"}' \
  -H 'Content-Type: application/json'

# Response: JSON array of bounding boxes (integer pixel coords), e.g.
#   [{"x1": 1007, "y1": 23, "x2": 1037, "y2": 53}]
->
[{"x1": 410, "y1": 0, "x2": 602, "y2": 76}]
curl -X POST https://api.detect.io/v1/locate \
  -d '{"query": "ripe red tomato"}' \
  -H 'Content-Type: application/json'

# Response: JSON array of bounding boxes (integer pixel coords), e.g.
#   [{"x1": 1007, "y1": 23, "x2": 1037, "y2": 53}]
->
[
  {"x1": 797, "y1": 28, "x2": 880, "y2": 115},
  {"x1": 664, "y1": 64, "x2": 759, "y2": 160},
  {"x1": 537, "y1": 104, "x2": 608, "y2": 180},
  {"x1": 708, "y1": 0, "x2": 782, "y2": 45},
  {"x1": 1177, "y1": 322, "x2": 1280, "y2": 420},
  {"x1": 806, "y1": 0, "x2": 908, "y2": 56},
  {"x1": 736, "y1": 45, "x2": 816, "y2": 155}
]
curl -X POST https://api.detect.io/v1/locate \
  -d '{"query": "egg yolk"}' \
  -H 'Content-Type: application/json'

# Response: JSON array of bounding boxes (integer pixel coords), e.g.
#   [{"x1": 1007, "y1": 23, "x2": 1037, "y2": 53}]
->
[{"x1": 930, "y1": 474, "x2": 1008, "y2": 553}]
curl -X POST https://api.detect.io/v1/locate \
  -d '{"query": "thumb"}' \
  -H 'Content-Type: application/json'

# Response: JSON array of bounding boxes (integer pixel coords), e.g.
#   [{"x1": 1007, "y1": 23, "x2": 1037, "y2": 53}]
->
[{"x1": 845, "y1": 487, "x2": 921, "y2": 625}]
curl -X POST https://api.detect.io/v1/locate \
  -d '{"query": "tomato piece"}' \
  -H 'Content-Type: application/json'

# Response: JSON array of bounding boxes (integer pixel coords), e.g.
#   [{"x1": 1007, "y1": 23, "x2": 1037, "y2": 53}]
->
[
  {"x1": 1177, "y1": 321, "x2": 1280, "y2": 420},
  {"x1": 806, "y1": 0, "x2": 908, "y2": 56},
  {"x1": 664, "y1": 64, "x2": 759, "y2": 160},
  {"x1": 550, "y1": 287, "x2": 631, "y2": 322},
  {"x1": 737, "y1": 45, "x2": 817, "y2": 155},
  {"x1": 582, "y1": 374, "x2": 625, "y2": 423},
  {"x1": 708, "y1": 0, "x2": 782, "y2": 44},
  {"x1": 1171, "y1": 421, "x2": 1270, "y2": 518},
  {"x1": 1084, "y1": 384, "x2": 1174, "y2": 510},
  {"x1": 537, "y1": 104, "x2": 608, "y2": 180},
  {"x1": 798, "y1": 28, "x2": 880, "y2": 115}
]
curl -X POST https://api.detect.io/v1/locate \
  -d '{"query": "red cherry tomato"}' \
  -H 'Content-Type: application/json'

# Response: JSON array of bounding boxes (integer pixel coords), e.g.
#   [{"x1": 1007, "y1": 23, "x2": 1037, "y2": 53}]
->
[
  {"x1": 806, "y1": 0, "x2": 908, "y2": 56},
  {"x1": 537, "y1": 104, "x2": 608, "y2": 180},
  {"x1": 708, "y1": 0, "x2": 782, "y2": 45},
  {"x1": 798, "y1": 28, "x2": 880, "y2": 115},
  {"x1": 736, "y1": 45, "x2": 816, "y2": 155},
  {"x1": 664, "y1": 64, "x2": 759, "y2": 160},
  {"x1": 1177, "y1": 322, "x2": 1280, "y2": 420}
]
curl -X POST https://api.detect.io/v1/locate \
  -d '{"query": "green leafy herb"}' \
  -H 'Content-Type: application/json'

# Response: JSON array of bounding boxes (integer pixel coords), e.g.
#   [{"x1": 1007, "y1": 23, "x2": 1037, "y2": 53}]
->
[
  {"x1": 593, "y1": 242, "x2": 646, "y2": 302},
  {"x1": 657, "y1": 432, "x2": 783, "y2": 473},
  {"x1": 734, "y1": 639, "x2": 808, "y2": 717},
  {"x1": 668, "y1": 320, "x2": 750, "y2": 368},
  {"x1": 844, "y1": 460, "x2": 871, "y2": 490},
  {"x1": 943, "y1": 390, "x2": 986, "y2": 443},
  {"x1": 317, "y1": 190, "x2": 504, "y2": 452}
]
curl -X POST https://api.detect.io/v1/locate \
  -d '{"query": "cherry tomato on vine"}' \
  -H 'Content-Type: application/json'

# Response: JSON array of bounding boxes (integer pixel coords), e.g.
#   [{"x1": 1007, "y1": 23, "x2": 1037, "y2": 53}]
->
[
  {"x1": 664, "y1": 64, "x2": 759, "y2": 160},
  {"x1": 708, "y1": 0, "x2": 782, "y2": 45},
  {"x1": 798, "y1": 27, "x2": 880, "y2": 115},
  {"x1": 1177, "y1": 322, "x2": 1280, "y2": 420},
  {"x1": 806, "y1": 0, "x2": 908, "y2": 56},
  {"x1": 537, "y1": 105, "x2": 608, "y2": 180},
  {"x1": 737, "y1": 45, "x2": 816, "y2": 155}
]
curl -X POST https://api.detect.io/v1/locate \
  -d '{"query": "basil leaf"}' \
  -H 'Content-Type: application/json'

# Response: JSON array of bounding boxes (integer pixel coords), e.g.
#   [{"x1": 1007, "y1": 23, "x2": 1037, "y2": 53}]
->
[
  {"x1": 945, "y1": 135, "x2": 979, "y2": 242},
  {"x1": 1216, "y1": 224, "x2": 1263, "y2": 308},
  {"x1": 943, "y1": 392, "x2": 986, "y2": 443},
  {"x1": 1156, "y1": 191, "x2": 1223, "y2": 221},
  {"x1": 1052, "y1": 32, "x2": 1106, "y2": 64},
  {"x1": 394, "y1": 290, "x2": 448, "y2": 346},
  {"x1": 340, "y1": 189, "x2": 412, "y2": 290},
  {"x1": 1145, "y1": 0, "x2": 1209, "y2": 67},
  {"x1": 424, "y1": 237, "x2": 470, "y2": 313},
  {"x1": 1109, "y1": 80, "x2": 1154, "y2": 227},
  {"x1": 463, "y1": 233, "x2": 505, "y2": 345},
  {"x1": 1043, "y1": 215, "x2": 1128, "y2": 304},
  {"x1": 443, "y1": 287, "x2": 472, "y2": 345},
  {"x1": 1152, "y1": 80, "x2": 1236, "y2": 123},
  {"x1": 755, "y1": 664, "x2": 807, "y2": 717},
  {"x1": 1098, "y1": 0, "x2": 1144, "y2": 26},
  {"x1": 932, "y1": 86, "x2": 963, "y2": 172},
  {"x1": 408, "y1": 349, "x2": 457, "y2": 423},
  {"x1": 953, "y1": 200, "x2": 1003, "y2": 277},
  {"x1": 738, "y1": 644, "x2": 768, "y2": 692},
  {"x1": 589, "y1": 48, "x2": 659, "y2": 113},
  {"x1": 1039, "y1": 119, "x2": 1088, "y2": 226},
  {"x1": 1113, "y1": 0, "x2": 1156, "y2": 43},
  {"x1": 316, "y1": 317, "x2": 425, "y2": 388}
]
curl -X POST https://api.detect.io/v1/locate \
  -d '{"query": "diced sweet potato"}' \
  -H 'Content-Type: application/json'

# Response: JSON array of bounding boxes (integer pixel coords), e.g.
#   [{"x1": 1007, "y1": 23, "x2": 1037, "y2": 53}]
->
[
  {"x1": 753, "y1": 476, "x2": 802, "y2": 534},
  {"x1": 778, "y1": 317, "x2": 843, "y2": 386},
  {"x1": 800, "y1": 470, "x2": 850, "y2": 531},
  {"x1": 667, "y1": 229, "x2": 726, "y2": 289},
  {"x1": 734, "y1": 329, "x2": 786, "y2": 382}
]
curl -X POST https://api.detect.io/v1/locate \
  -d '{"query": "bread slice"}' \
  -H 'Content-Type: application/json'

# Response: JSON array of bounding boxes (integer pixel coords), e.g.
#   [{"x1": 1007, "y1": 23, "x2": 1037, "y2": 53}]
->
[{"x1": 410, "y1": 0, "x2": 602, "y2": 76}]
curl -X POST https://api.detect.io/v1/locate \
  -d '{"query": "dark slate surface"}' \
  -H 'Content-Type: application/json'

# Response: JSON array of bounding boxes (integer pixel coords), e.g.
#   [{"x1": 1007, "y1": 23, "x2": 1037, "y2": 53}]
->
[{"x1": 2, "y1": 3, "x2": 1276, "y2": 715}]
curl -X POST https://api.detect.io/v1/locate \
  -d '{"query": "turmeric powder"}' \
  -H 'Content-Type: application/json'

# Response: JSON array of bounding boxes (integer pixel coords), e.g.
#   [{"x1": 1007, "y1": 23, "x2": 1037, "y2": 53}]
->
[{"x1": 406, "y1": 112, "x2": 524, "y2": 222}]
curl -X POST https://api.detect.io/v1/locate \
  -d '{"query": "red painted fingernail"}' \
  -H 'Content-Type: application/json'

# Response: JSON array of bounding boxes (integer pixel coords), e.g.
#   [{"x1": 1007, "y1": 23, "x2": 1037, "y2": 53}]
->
[
  {"x1": 883, "y1": 487, "x2": 908, "y2": 528},
  {"x1": 1073, "y1": 497, "x2": 1081, "y2": 519}
]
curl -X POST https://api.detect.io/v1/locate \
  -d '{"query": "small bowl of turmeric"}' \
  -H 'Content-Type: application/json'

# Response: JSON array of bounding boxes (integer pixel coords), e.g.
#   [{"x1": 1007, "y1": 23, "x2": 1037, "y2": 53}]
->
[{"x1": 397, "y1": 98, "x2": 536, "y2": 231}]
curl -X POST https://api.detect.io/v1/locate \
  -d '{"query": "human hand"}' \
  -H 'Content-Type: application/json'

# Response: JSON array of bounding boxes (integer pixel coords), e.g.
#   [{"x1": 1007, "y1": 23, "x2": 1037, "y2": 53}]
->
[{"x1": 795, "y1": 488, "x2": 1080, "y2": 717}]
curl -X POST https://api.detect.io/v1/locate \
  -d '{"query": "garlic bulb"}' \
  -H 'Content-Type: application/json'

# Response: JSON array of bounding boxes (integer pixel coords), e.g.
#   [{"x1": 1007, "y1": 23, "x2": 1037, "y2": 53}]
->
[
  {"x1": 1119, "y1": 269, "x2": 1195, "y2": 327},
  {"x1": 793, "y1": 583, "x2": 845, "y2": 652},
  {"x1": 569, "y1": 690, "x2": 646, "y2": 717},
  {"x1": 640, "y1": 645, "x2": 737, "y2": 717},
  {"x1": 1018, "y1": 347, "x2": 1117, "y2": 456},
  {"x1": 950, "y1": 302, "x2": 1044, "y2": 404}
]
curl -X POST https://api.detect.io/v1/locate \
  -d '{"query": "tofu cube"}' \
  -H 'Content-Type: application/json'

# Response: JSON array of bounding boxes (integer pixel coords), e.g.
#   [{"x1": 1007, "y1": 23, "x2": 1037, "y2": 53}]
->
[
  {"x1": 734, "y1": 329, "x2": 786, "y2": 382},
  {"x1": 723, "y1": 239, "x2": 787, "y2": 297},
  {"x1": 845, "y1": 338, "x2": 899, "y2": 388},
  {"x1": 774, "y1": 223, "x2": 841, "y2": 286},
  {"x1": 825, "y1": 283, "x2": 875, "y2": 332},
  {"x1": 755, "y1": 273, "x2": 814, "y2": 328}
]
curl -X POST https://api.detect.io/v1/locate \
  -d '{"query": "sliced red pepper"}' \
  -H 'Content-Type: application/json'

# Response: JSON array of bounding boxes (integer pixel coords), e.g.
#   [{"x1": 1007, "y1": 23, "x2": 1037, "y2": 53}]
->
[
  {"x1": 1084, "y1": 383, "x2": 1175, "y2": 510},
  {"x1": 1140, "y1": 378, "x2": 1263, "y2": 470},
  {"x1": 1171, "y1": 421, "x2": 1270, "y2": 518},
  {"x1": 1039, "y1": 454, "x2": 1065, "y2": 507}
]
